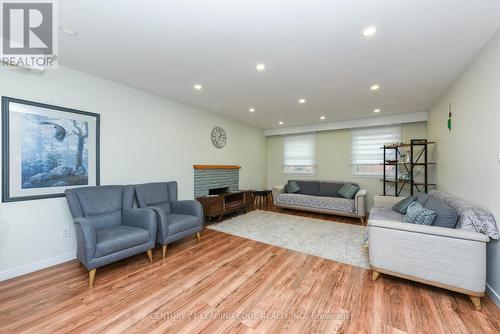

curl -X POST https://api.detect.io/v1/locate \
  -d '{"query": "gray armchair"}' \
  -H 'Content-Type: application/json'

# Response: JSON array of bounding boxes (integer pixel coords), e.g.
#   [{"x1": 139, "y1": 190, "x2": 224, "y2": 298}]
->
[
  {"x1": 134, "y1": 182, "x2": 203, "y2": 259},
  {"x1": 65, "y1": 185, "x2": 157, "y2": 287}
]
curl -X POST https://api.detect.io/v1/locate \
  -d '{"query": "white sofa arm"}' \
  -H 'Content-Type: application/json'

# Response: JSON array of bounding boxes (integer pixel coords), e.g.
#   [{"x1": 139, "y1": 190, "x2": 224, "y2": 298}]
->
[
  {"x1": 373, "y1": 195, "x2": 402, "y2": 209},
  {"x1": 272, "y1": 185, "x2": 285, "y2": 205},
  {"x1": 354, "y1": 189, "x2": 367, "y2": 217},
  {"x1": 368, "y1": 219, "x2": 489, "y2": 243}
]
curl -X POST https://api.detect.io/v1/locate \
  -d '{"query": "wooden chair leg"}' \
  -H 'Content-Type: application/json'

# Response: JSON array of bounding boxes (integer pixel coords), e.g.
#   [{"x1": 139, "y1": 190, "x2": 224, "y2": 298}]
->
[
  {"x1": 196, "y1": 232, "x2": 201, "y2": 242},
  {"x1": 470, "y1": 296, "x2": 481, "y2": 310},
  {"x1": 89, "y1": 268, "x2": 96, "y2": 288},
  {"x1": 372, "y1": 270, "x2": 380, "y2": 281},
  {"x1": 147, "y1": 249, "x2": 153, "y2": 263},
  {"x1": 162, "y1": 245, "x2": 167, "y2": 259}
]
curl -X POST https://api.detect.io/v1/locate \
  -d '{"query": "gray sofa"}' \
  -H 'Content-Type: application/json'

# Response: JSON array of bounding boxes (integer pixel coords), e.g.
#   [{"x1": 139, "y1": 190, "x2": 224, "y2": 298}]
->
[
  {"x1": 65, "y1": 185, "x2": 157, "y2": 287},
  {"x1": 273, "y1": 180, "x2": 368, "y2": 224},
  {"x1": 135, "y1": 182, "x2": 204, "y2": 259},
  {"x1": 368, "y1": 190, "x2": 498, "y2": 310}
]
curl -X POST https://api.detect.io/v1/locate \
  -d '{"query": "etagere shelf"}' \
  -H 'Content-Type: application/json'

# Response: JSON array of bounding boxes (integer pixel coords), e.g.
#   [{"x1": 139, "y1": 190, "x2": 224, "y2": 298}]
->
[{"x1": 381, "y1": 139, "x2": 436, "y2": 196}]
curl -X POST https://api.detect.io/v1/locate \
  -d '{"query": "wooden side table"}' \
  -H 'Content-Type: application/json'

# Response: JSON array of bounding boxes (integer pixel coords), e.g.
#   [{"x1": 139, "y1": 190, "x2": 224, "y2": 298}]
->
[{"x1": 253, "y1": 190, "x2": 272, "y2": 211}]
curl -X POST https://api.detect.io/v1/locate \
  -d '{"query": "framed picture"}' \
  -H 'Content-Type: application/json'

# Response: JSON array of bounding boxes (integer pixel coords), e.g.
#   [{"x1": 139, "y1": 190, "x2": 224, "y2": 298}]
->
[{"x1": 2, "y1": 97, "x2": 100, "y2": 202}]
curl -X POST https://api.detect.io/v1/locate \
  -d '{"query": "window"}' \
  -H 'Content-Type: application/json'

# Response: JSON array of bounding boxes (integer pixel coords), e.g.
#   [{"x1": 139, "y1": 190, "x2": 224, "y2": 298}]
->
[
  {"x1": 351, "y1": 126, "x2": 401, "y2": 176},
  {"x1": 283, "y1": 133, "x2": 316, "y2": 174}
]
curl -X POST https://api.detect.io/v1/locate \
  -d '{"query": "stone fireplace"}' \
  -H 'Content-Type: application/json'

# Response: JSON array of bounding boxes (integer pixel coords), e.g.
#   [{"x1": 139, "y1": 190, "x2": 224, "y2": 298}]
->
[{"x1": 193, "y1": 165, "x2": 240, "y2": 198}]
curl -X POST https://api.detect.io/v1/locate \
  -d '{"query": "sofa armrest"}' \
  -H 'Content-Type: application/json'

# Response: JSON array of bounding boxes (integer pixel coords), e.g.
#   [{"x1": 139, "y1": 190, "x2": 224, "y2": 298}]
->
[
  {"x1": 373, "y1": 195, "x2": 402, "y2": 209},
  {"x1": 354, "y1": 189, "x2": 367, "y2": 216},
  {"x1": 122, "y1": 208, "x2": 157, "y2": 242},
  {"x1": 171, "y1": 200, "x2": 204, "y2": 221},
  {"x1": 272, "y1": 185, "x2": 285, "y2": 205},
  {"x1": 368, "y1": 219, "x2": 490, "y2": 242},
  {"x1": 74, "y1": 217, "x2": 96, "y2": 263}
]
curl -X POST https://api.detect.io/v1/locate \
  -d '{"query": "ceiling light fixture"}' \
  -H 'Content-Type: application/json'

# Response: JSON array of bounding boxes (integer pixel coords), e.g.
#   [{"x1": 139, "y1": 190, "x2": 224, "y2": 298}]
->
[
  {"x1": 362, "y1": 26, "x2": 377, "y2": 37},
  {"x1": 320, "y1": 116, "x2": 326, "y2": 120},
  {"x1": 249, "y1": 108, "x2": 255, "y2": 113},
  {"x1": 256, "y1": 63, "x2": 266, "y2": 71},
  {"x1": 370, "y1": 84, "x2": 380, "y2": 91},
  {"x1": 60, "y1": 26, "x2": 77, "y2": 36},
  {"x1": 374, "y1": 108, "x2": 381, "y2": 113},
  {"x1": 298, "y1": 98, "x2": 306, "y2": 104},
  {"x1": 278, "y1": 121, "x2": 284, "y2": 125},
  {"x1": 193, "y1": 84, "x2": 203, "y2": 90}
]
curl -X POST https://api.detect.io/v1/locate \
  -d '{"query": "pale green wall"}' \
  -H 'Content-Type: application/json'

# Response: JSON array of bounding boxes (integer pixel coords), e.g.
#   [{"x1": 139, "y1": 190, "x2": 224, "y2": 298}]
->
[
  {"x1": 266, "y1": 122, "x2": 427, "y2": 208},
  {"x1": 427, "y1": 29, "x2": 500, "y2": 306}
]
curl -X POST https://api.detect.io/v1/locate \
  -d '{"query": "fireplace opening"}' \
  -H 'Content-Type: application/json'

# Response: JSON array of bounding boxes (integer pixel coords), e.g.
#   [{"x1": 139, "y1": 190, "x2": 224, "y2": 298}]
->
[{"x1": 209, "y1": 187, "x2": 230, "y2": 196}]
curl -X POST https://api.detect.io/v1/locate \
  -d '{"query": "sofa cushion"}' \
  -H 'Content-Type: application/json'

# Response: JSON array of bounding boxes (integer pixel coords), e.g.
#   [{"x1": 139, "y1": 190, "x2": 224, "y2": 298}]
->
[
  {"x1": 404, "y1": 202, "x2": 436, "y2": 225},
  {"x1": 95, "y1": 225, "x2": 150, "y2": 258},
  {"x1": 287, "y1": 180, "x2": 301, "y2": 193},
  {"x1": 392, "y1": 196, "x2": 417, "y2": 214},
  {"x1": 277, "y1": 193, "x2": 354, "y2": 213},
  {"x1": 423, "y1": 196, "x2": 458, "y2": 228},
  {"x1": 293, "y1": 181, "x2": 319, "y2": 196},
  {"x1": 415, "y1": 192, "x2": 431, "y2": 206},
  {"x1": 338, "y1": 183, "x2": 360, "y2": 199},
  {"x1": 370, "y1": 207, "x2": 405, "y2": 222},
  {"x1": 318, "y1": 182, "x2": 344, "y2": 197},
  {"x1": 166, "y1": 214, "x2": 200, "y2": 235}
]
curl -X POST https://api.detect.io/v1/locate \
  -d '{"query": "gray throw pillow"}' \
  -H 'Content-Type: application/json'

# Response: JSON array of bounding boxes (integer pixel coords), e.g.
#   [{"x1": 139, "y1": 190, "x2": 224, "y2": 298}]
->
[
  {"x1": 338, "y1": 183, "x2": 360, "y2": 199},
  {"x1": 404, "y1": 201, "x2": 436, "y2": 225},
  {"x1": 284, "y1": 184, "x2": 291, "y2": 193},
  {"x1": 392, "y1": 196, "x2": 417, "y2": 214},
  {"x1": 423, "y1": 197, "x2": 459, "y2": 228},
  {"x1": 287, "y1": 181, "x2": 301, "y2": 193}
]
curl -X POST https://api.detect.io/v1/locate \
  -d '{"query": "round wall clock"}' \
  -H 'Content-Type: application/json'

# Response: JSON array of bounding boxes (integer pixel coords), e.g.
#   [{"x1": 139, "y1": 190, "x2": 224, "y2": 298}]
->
[{"x1": 211, "y1": 126, "x2": 227, "y2": 149}]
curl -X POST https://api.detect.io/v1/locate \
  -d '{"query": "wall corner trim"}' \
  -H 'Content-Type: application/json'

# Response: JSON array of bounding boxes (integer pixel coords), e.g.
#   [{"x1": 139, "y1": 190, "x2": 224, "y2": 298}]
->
[{"x1": 486, "y1": 283, "x2": 500, "y2": 308}]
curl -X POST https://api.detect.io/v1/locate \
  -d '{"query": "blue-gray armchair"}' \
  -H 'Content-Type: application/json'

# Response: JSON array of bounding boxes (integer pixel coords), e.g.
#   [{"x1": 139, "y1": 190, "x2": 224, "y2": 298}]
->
[
  {"x1": 65, "y1": 185, "x2": 157, "y2": 287},
  {"x1": 134, "y1": 182, "x2": 203, "y2": 259}
]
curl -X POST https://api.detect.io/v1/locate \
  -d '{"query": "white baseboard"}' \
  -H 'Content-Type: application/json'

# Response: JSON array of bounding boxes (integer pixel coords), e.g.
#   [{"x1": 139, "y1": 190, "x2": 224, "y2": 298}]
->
[
  {"x1": 486, "y1": 283, "x2": 500, "y2": 308},
  {"x1": 0, "y1": 252, "x2": 76, "y2": 282}
]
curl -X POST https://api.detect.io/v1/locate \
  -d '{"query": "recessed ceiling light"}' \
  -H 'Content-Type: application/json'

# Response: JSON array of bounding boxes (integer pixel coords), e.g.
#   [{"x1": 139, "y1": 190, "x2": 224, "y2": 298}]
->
[
  {"x1": 193, "y1": 84, "x2": 203, "y2": 90},
  {"x1": 370, "y1": 84, "x2": 380, "y2": 91},
  {"x1": 60, "y1": 26, "x2": 77, "y2": 36},
  {"x1": 298, "y1": 99, "x2": 306, "y2": 104},
  {"x1": 362, "y1": 26, "x2": 377, "y2": 37},
  {"x1": 320, "y1": 116, "x2": 326, "y2": 120},
  {"x1": 249, "y1": 108, "x2": 255, "y2": 113},
  {"x1": 278, "y1": 121, "x2": 284, "y2": 125},
  {"x1": 256, "y1": 64, "x2": 266, "y2": 71},
  {"x1": 374, "y1": 108, "x2": 381, "y2": 113}
]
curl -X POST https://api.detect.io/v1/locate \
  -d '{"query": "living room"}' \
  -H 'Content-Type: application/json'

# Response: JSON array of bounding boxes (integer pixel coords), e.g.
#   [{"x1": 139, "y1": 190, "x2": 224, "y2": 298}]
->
[{"x1": 0, "y1": 1, "x2": 499, "y2": 333}]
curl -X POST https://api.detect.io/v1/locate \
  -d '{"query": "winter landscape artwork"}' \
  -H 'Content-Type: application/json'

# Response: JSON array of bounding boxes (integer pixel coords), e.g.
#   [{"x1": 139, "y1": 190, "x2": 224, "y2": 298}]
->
[{"x1": 2, "y1": 97, "x2": 100, "y2": 202}]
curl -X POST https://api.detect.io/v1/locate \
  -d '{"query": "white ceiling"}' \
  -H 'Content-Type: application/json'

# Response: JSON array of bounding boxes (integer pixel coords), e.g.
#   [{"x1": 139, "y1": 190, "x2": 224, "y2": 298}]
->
[{"x1": 58, "y1": 0, "x2": 500, "y2": 129}]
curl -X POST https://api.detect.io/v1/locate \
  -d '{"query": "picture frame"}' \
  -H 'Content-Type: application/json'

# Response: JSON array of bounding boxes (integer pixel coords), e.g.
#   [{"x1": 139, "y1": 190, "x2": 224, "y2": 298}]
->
[{"x1": 2, "y1": 96, "x2": 100, "y2": 202}]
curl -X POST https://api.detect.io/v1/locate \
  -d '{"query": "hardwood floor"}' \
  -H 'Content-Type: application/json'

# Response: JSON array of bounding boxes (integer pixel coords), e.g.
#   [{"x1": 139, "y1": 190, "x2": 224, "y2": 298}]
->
[{"x1": 1, "y1": 213, "x2": 499, "y2": 333}]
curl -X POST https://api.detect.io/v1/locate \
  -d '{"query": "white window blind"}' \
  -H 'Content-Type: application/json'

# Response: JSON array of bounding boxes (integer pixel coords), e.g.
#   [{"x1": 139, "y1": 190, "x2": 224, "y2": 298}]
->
[
  {"x1": 351, "y1": 126, "x2": 401, "y2": 176},
  {"x1": 283, "y1": 133, "x2": 316, "y2": 174}
]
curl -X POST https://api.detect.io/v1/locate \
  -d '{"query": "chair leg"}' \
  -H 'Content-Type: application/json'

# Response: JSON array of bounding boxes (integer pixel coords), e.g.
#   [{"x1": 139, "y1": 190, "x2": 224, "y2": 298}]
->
[
  {"x1": 162, "y1": 245, "x2": 167, "y2": 259},
  {"x1": 470, "y1": 296, "x2": 481, "y2": 310},
  {"x1": 372, "y1": 270, "x2": 380, "y2": 281},
  {"x1": 196, "y1": 232, "x2": 201, "y2": 242},
  {"x1": 89, "y1": 268, "x2": 96, "y2": 288},
  {"x1": 147, "y1": 249, "x2": 153, "y2": 263}
]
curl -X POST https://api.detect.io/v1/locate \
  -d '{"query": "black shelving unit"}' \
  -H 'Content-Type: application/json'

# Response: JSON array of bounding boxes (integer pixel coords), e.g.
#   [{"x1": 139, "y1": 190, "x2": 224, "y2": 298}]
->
[{"x1": 381, "y1": 139, "x2": 436, "y2": 196}]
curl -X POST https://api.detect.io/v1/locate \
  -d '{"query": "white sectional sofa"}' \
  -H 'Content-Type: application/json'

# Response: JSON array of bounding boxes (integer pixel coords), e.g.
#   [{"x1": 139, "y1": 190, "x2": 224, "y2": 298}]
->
[{"x1": 368, "y1": 191, "x2": 498, "y2": 310}]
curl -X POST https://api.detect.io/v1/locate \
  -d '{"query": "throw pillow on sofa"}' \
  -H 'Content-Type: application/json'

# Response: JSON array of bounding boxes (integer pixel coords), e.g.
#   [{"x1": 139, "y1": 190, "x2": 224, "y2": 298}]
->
[
  {"x1": 338, "y1": 183, "x2": 360, "y2": 199},
  {"x1": 404, "y1": 201, "x2": 437, "y2": 225},
  {"x1": 392, "y1": 196, "x2": 417, "y2": 214},
  {"x1": 287, "y1": 181, "x2": 301, "y2": 193},
  {"x1": 423, "y1": 196, "x2": 459, "y2": 228}
]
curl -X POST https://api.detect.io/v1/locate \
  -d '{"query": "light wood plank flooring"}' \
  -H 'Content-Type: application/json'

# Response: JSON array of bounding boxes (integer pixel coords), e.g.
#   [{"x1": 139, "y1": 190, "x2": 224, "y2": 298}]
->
[{"x1": 1, "y1": 214, "x2": 499, "y2": 333}]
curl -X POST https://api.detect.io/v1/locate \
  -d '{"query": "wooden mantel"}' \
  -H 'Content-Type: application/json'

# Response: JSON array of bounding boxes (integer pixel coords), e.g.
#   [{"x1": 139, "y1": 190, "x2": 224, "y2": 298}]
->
[{"x1": 193, "y1": 165, "x2": 241, "y2": 170}]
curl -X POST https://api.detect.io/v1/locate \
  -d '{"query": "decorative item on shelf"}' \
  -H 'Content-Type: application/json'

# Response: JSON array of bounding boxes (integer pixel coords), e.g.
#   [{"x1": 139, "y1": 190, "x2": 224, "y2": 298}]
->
[
  {"x1": 2, "y1": 97, "x2": 100, "y2": 202},
  {"x1": 399, "y1": 173, "x2": 411, "y2": 181},
  {"x1": 386, "y1": 159, "x2": 398, "y2": 164}
]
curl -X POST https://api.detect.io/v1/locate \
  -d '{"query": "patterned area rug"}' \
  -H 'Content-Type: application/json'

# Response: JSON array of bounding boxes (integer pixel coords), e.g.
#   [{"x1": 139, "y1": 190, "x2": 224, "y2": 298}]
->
[{"x1": 208, "y1": 210, "x2": 369, "y2": 269}]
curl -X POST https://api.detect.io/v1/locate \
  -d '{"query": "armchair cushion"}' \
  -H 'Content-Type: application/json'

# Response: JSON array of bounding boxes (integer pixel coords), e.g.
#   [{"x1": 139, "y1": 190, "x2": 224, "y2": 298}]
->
[
  {"x1": 166, "y1": 214, "x2": 200, "y2": 235},
  {"x1": 135, "y1": 182, "x2": 172, "y2": 213},
  {"x1": 95, "y1": 226, "x2": 150, "y2": 258},
  {"x1": 171, "y1": 200, "x2": 203, "y2": 219}
]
